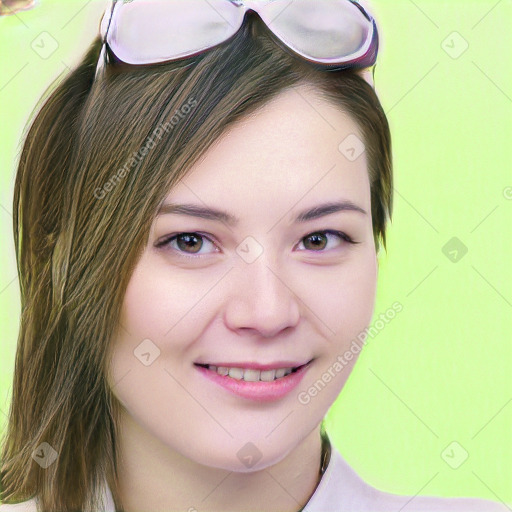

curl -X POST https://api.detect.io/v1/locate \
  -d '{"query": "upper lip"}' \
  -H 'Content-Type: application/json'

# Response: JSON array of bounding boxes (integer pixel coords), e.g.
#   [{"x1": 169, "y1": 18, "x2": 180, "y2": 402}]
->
[{"x1": 194, "y1": 359, "x2": 313, "y2": 371}]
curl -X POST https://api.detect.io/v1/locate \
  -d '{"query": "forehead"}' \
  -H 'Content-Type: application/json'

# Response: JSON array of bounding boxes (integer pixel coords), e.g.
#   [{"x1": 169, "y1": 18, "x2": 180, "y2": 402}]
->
[{"x1": 162, "y1": 85, "x2": 370, "y2": 223}]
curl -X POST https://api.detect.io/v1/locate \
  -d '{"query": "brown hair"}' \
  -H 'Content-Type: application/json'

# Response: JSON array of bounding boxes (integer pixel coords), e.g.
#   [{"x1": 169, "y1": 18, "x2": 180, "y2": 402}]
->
[{"x1": 0, "y1": 14, "x2": 392, "y2": 511}]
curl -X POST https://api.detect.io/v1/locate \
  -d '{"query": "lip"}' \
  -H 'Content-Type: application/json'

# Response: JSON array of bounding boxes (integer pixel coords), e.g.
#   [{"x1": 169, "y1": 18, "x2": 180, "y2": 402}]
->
[
  {"x1": 194, "y1": 360, "x2": 312, "y2": 371},
  {"x1": 194, "y1": 359, "x2": 313, "y2": 402}
]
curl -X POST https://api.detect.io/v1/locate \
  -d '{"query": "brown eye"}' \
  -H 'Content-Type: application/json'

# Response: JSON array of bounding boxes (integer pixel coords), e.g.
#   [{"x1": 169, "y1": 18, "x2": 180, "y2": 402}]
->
[
  {"x1": 157, "y1": 232, "x2": 219, "y2": 259},
  {"x1": 298, "y1": 230, "x2": 357, "y2": 252},
  {"x1": 303, "y1": 232, "x2": 329, "y2": 251},
  {"x1": 156, "y1": 229, "x2": 358, "y2": 260},
  {"x1": 175, "y1": 233, "x2": 203, "y2": 254}
]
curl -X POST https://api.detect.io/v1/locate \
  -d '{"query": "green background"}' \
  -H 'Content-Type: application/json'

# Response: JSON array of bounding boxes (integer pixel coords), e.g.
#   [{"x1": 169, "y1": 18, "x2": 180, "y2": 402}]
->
[{"x1": 1, "y1": 0, "x2": 511, "y2": 506}]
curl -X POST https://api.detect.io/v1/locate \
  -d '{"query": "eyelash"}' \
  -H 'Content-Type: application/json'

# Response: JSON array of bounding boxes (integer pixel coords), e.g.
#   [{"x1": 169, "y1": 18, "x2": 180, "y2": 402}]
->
[{"x1": 155, "y1": 230, "x2": 360, "y2": 260}]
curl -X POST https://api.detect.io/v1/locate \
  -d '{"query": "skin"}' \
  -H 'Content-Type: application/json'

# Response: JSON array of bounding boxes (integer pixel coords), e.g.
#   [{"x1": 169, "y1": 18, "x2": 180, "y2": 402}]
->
[{"x1": 107, "y1": 84, "x2": 378, "y2": 512}]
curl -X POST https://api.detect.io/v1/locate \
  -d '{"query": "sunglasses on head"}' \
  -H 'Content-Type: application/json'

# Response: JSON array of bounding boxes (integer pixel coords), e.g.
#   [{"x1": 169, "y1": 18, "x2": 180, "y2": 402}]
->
[{"x1": 95, "y1": 0, "x2": 379, "y2": 83}]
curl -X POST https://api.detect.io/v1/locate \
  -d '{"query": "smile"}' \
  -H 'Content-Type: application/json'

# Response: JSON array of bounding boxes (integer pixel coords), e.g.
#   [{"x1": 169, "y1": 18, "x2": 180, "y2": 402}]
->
[
  {"x1": 194, "y1": 363, "x2": 306, "y2": 382},
  {"x1": 193, "y1": 360, "x2": 314, "y2": 402}
]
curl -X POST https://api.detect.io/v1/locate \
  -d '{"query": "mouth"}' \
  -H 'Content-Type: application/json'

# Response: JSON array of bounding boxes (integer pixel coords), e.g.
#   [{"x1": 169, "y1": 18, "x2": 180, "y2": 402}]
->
[
  {"x1": 193, "y1": 360, "x2": 313, "y2": 382},
  {"x1": 193, "y1": 358, "x2": 314, "y2": 402}
]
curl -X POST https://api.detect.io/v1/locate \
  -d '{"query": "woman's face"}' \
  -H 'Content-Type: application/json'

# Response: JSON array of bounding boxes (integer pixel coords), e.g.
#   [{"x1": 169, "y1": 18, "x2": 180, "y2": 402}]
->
[{"x1": 108, "y1": 85, "x2": 378, "y2": 471}]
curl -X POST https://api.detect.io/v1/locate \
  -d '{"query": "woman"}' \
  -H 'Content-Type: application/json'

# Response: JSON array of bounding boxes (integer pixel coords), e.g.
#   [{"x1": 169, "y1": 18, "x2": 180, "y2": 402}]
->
[{"x1": 0, "y1": 1, "x2": 508, "y2": 511}]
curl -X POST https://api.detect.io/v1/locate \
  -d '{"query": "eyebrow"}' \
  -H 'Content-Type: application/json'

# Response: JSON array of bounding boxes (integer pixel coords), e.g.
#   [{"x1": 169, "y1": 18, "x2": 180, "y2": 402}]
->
[{"x1": 156, "y1": 200, "x2": 367, "y2": 225}]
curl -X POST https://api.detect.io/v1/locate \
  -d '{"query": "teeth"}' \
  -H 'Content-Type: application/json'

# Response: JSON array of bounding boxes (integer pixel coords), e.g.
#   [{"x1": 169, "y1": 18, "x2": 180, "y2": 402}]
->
[
  {"x1": 206, "y1": 365, "x2": 296, "y2": 381},
  {"x1": 260, "y1": 369, "x2": 276, "y2": 381},
  {"x1": 275, "y1": 368, "x2": 286, "y2": 378},
  {"x1": 216, "y1": 366, "x2": 228, "y2": 376},
  {"x1": 228, "y1": 367, "x2": 244, "y2": 380},
  {"x1": 243, "y1": 369, "x2": 261, "y2": 382}
]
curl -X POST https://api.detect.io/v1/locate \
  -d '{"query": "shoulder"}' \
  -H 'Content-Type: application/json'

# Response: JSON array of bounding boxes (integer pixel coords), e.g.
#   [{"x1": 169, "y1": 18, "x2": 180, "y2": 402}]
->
[
  {"x1": 325, "y1": 446, "x2": 510, "y2": 512},
  {"x1": 363, "y1": 486, "x2": 510, "y2": 511},
  {"x1": 0, "y1": 499, "x2": 38, "y2": 512}
]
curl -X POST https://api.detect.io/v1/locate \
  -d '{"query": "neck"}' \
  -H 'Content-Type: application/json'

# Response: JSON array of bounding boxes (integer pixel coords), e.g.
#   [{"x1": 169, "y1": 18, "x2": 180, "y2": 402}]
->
[{"x1": 115, "y1": 409, "x2": 325, "y2": 512}]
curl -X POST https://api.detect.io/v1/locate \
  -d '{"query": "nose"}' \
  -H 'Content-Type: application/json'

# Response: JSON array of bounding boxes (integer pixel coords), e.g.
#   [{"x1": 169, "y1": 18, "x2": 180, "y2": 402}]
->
[{"x1": 223, "y1": 259, "x2": 301, "y2": 338}]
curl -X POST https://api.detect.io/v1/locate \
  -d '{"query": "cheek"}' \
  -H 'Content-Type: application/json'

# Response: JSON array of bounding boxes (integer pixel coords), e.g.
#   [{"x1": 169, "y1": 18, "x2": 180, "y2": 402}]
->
[
  {"x1": 110, "y1": 254, "x2": 223, "y2": 393},
  {"x1": 301, "y1": 250, "x2": 378, "y2": 340},
  {"x1": 119, "y1": 255, "x2": 204, "y2": 341},
  {"x1": 343, "y1": 254, "x2": 378, "y2": 331},
  {"x1": 296, "y1": 252, "x2": 377, "y2": 411}
]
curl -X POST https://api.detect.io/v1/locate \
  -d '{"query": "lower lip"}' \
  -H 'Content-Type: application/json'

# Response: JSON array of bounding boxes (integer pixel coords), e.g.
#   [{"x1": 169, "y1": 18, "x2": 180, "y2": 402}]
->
[{"x1": 194, "y1": 361, "x2": 312, "y2": 402}]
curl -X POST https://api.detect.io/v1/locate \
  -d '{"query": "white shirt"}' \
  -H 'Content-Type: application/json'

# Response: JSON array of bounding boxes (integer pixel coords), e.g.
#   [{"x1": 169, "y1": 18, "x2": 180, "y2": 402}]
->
[{"x1": 0, "y1": 443, "x2": 509, "y2": 511}]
